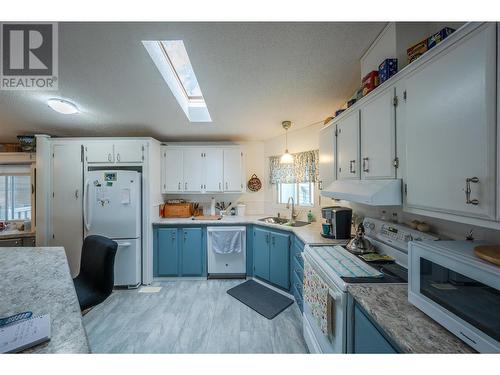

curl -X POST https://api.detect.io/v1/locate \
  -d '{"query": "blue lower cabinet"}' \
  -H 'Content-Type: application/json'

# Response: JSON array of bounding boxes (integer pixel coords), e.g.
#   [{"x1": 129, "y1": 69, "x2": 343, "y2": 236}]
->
[
  {"x1": 154, "y1": 226, "x2": 205, "y2": 277},
  {"x1": 253, "y1": 226, "x2": 270, "y2": 280},
  {"x1": 252, "y1": 226, "x2": 291, "y2": 290},
  {"x1": 180, "y1": 228, "x2": 204, "y2": 276},
  {"x1": 353, "y1": 303, "x2": 397, "y2": 353},
  {"x1": 269, "y1": 231, "x2": 290, "y2": 289},
  {"x1": 156, "y1": 228, "x2": 179, "y2": 276}
]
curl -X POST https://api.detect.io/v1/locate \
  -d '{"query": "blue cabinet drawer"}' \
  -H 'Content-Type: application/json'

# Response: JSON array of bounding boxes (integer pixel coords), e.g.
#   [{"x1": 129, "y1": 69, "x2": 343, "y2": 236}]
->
[
  {"x1": 292, "y1": 256, "x2": 304, "y2": 280},
  {"x1": 292, "y1": 271, "x2": 303, "y2": 297},
  {"x1": 292, "y1": 242, "x2": 304, "y2": 267},
  {"x1": 292, "y1": 283, "x2": 304, "y2": 312}
]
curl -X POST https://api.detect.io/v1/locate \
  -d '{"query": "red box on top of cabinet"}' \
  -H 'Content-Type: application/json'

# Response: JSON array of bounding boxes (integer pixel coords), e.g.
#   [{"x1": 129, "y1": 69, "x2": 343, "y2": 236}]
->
[{"x1": 362, "y1": 70, "x2": 379, "y2": 96}]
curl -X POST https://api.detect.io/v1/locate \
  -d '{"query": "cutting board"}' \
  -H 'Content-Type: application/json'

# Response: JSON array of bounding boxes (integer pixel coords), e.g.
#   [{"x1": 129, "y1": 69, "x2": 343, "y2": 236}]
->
[{"x1": 474, "y1": 245, "x2": 500, "y2": 266}]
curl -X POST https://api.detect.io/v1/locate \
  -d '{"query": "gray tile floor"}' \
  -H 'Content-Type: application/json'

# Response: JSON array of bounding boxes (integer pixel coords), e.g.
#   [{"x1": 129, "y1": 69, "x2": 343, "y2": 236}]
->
[{"x1": 83, "y1": 279, "x2": 308, "y2": 353}]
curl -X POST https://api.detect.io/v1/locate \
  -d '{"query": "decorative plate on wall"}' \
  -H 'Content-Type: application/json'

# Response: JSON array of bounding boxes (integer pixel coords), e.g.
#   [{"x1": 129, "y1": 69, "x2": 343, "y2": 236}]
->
[{"x1": 247, "y1": 174, "x2": 262, "y2": 192}]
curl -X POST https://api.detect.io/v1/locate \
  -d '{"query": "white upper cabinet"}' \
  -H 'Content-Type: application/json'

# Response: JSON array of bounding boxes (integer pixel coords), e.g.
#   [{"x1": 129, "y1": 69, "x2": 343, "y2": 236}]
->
[
  {"x1": 337, "y1": 111, "x2": 360, "y2": 180},
  {"x1": 223, "y1": 148, "x2": 243, "y2": 192},
  {"x1": 318, "y1": 124, "x2": 336, "y2": 189},
  {"x1": 86, "y1": 140, "x2": 144, "y2": 164},
  {"x1": 360, "y1": 88, "x2": 396, "y2": 179},
  {"x1": 161, "y1": 145, "x2": 243, "y2": 194},
  {"x1": 183, "y1": 148, "x2": 204, "y2": 193},
  {"x1": 403, "y1": 23, "x2": 496, "y2": 220},
  {"x1": 114, "y1": 141, "x2": 144, "y2": 163},
  {"x1": 162, "y1": 148, "x2": 184, "y2": 193},
  {"x1": 85, "y1": 142, "x2": 114, "y2": 163},
  {"x1": 204, "y1": 149, "x2": 224, "y2": 192}
]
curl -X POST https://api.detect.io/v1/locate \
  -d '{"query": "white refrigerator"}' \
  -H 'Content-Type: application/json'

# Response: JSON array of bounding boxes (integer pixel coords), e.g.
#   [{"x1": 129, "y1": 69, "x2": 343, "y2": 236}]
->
[{"x1": 84, "y1": 169, "x2": 142, "y2": 287}]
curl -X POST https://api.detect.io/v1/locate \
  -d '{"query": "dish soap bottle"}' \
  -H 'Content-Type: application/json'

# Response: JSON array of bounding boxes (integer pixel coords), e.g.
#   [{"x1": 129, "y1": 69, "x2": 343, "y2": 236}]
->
[{"x1": 307, "y1": 210, "x2": 315, "y2": 223}]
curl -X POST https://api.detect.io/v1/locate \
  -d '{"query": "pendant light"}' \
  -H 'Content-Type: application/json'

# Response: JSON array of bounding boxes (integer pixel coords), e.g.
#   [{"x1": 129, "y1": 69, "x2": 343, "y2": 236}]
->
[{"x1": 280, "y1": 120, "x2": 293, "y2": 164}]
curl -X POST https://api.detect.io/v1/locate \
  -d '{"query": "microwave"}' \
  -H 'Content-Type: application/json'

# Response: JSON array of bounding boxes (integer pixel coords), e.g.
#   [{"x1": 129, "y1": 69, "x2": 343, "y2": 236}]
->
[{"x1": 408, "y1": 240, "x2": 500, "y2": 353}]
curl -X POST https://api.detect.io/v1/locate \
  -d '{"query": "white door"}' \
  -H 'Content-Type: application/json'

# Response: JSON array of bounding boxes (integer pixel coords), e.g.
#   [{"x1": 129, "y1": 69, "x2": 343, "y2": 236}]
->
[
  {"x1": 183, "y1": 148, "x2": 204, "y2": 193},
  {"x1": 404, "y1": 23, "x2": 496, "y2": 220},
  {"x1": 318, "y1": 124, "x2": 336, "y2": 190},
  {"x1": 223, "y1": 148, "x2": 243, "y2": 192},
  {"x1": 85, "y1": 142, "x2": 114, "y2": 163},
  {"x1": 114, "y1": 141, "x2": 144, "y2": 163},
  {"x1": 204, "y1": 149, "x2": 224, "y2": 192},
  {"x1": 360, "y1": 88, "x2": 396, "y2": 179},
  {"x1": 337, "y1": 111, "x2": 360, "y2": 180},
  {"x1": 84, "y1": 170, "x2": 141, "y2": 238},
  {"x1": 50, "y1": 143, "x2": 83, "y2": 277},
  {"x1": 162, "y1": 148, "x2": 184, "y2": 192}
]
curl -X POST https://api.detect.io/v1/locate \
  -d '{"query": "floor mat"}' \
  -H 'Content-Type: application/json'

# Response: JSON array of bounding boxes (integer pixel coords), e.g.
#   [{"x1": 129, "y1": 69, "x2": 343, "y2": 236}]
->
[{"x1": 227, "y1": 280, "x2": 293, "y2": 319}]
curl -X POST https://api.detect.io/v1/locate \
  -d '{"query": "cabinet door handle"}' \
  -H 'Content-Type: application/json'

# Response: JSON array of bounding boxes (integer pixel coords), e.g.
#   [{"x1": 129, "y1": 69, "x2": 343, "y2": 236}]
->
[
  {"x1": 171, "y1": 233, "x2": 175, "y2": 241},
  {"x1": 178, "y1": 182, "x2": 181, "y2": 190},
  {"x1": 349, "y1": 160, "x2": 355, "y2": 173},
  {"x1": 117, "y1": 153, "x2": 121, "y2": 162},
  {"x1": 272, "y1": 236, "x2": 275, "y2": 246},
  {"x1": 362, "y1": 157, "x2": 369, "y2": 173},
  {"x1": 185, "y1": 182, "x2": 188, "y2": 190},
  {"x1": 219, "y1": 182, "x2": 221, "y2": 191},
  {"x1": 465, "y1": 177, "x2": 479, "y2": 205},
  {"x1": 108, "y1": 153, "x2": 112, "y2": 162},
  {"x1": 226, "y1": 182, "x2": 229, "y2": 190},
  {"x1": 265, "y1": 233, "x2": 269, "y2": 244},
  {"x1": 201, "y1": 184, "x2": 203, "y2": 190},
  {"x1": 75, "y1": 189, "x2": 79, "y2": 199}
]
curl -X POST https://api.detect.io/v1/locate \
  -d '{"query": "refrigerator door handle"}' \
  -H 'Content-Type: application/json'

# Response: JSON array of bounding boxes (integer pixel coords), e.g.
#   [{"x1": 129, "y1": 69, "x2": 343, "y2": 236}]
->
[
  {"x1": 83, "y1": 179, "x2": 92, "y2": 231},
  {"x1": 118, "y1": 242, "x2": 131, "y2": 247}
]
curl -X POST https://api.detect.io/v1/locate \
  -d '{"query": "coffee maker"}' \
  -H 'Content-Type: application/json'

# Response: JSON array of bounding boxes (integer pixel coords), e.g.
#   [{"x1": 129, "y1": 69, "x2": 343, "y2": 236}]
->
[{"x1": 321, "y1": 206, "x2": 352, "y2": 239}]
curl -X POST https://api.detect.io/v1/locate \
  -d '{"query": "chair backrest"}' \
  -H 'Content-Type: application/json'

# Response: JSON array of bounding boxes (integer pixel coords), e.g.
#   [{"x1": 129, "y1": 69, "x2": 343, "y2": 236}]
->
[{"x1": 80, "y1": 235, "x2": 118, "y2": 294}]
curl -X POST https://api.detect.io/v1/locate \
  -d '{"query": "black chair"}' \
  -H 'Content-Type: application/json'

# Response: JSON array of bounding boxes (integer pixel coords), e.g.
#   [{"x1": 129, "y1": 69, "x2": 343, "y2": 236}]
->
[{"x1": 73, "y1": 235, "x2": 118, "y2": 311}]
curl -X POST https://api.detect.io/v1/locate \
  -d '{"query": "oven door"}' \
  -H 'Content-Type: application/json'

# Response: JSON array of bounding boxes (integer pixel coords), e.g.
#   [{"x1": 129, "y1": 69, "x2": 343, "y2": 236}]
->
[
  {"x1": 302, "y1": 252, "x2": 347, "y2": 353},
  {"x1": 408, "y1": 241, "x2": 500, "y2": 353}
]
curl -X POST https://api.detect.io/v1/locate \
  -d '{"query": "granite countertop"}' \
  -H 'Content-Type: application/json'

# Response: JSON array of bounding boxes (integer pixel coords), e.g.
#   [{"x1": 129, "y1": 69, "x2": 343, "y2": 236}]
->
[
  {"x1": 347, "y1": 283, "x2": 475, "y2": 353},
  {"x1": 0, "y1": 228, "x2": 36, "y2": 240},
  {"x1": 0, "y1": 247, "x2": 90, "y2": 353},
  {"x1": 153, "y1": 215, "x2": 350, "y2": 246}
]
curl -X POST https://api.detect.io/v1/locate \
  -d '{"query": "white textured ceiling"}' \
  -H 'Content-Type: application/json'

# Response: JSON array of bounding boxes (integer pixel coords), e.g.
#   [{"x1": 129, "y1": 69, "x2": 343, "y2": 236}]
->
[{"x1": 0, "y1": 22, "x2": 385, "y2": 142}]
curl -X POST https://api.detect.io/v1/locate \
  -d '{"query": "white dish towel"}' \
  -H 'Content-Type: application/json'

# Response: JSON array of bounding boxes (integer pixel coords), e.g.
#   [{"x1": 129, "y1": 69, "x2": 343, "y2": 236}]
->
[{"x1": 211, "y1": 230, "x2": 242, "y2": 254}]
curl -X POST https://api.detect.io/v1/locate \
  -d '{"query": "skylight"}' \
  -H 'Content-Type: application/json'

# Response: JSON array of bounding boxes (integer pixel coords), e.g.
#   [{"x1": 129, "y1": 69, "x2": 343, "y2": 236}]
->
[{"x1": 142, "y1": 40, "x2": 211, "y2": 122}]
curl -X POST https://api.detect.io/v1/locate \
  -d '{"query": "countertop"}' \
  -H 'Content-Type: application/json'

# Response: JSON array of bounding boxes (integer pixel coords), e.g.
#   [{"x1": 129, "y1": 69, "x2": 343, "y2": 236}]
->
[
  {"x1": 153, "y1": 215, "x2": 350, "y2": 246},
  {"x1": 347, "y1": 283, "x2": 475, "y2": 353},
  {"x1": 0, "y1": 228, "x2": 36, "y2": 240},
  {"x1": 0, "y1": 247, "x2": 90, "y2": 353}
]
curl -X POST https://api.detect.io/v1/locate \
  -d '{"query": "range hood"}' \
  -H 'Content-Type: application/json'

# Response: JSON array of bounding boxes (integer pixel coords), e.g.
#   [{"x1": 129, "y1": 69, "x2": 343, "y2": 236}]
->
[{"x1": 321, "y1": 179, "x2": 402, "y2": 206}]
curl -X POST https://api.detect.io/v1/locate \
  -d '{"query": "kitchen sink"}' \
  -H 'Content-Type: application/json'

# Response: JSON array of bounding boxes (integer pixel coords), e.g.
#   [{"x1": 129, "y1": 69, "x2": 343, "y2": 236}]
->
[{"x1": 258, "y1": 217, "x2": 310, "y2": 227}]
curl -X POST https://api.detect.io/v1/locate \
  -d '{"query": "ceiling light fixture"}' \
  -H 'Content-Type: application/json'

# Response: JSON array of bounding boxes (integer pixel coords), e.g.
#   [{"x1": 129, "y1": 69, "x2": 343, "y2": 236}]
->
[
  {"x1": 47, "y1": 98, "x2": 79, "y2": 114},
  {"x1": 280, "y1": 120, "x2": 293, "y2": 164}
]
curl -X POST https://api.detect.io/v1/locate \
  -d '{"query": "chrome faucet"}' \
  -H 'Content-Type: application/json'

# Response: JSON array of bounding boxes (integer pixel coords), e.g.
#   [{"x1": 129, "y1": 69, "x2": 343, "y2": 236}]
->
[{"x1": 286, "y1": 197, "x2": 298, "y2": 223}]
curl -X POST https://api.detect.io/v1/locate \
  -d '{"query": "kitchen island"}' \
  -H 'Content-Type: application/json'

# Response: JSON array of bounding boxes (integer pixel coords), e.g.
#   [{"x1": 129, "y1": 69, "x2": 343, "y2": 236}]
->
[{"x1": 0, "y1": 247, "x2": 90, "y2": 353}]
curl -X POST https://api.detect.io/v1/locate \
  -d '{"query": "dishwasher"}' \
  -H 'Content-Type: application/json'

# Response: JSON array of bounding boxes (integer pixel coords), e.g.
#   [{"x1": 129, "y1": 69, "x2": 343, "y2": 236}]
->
[{"x1": 207, "y1": 226, "x2": 246, "y2": 278}]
